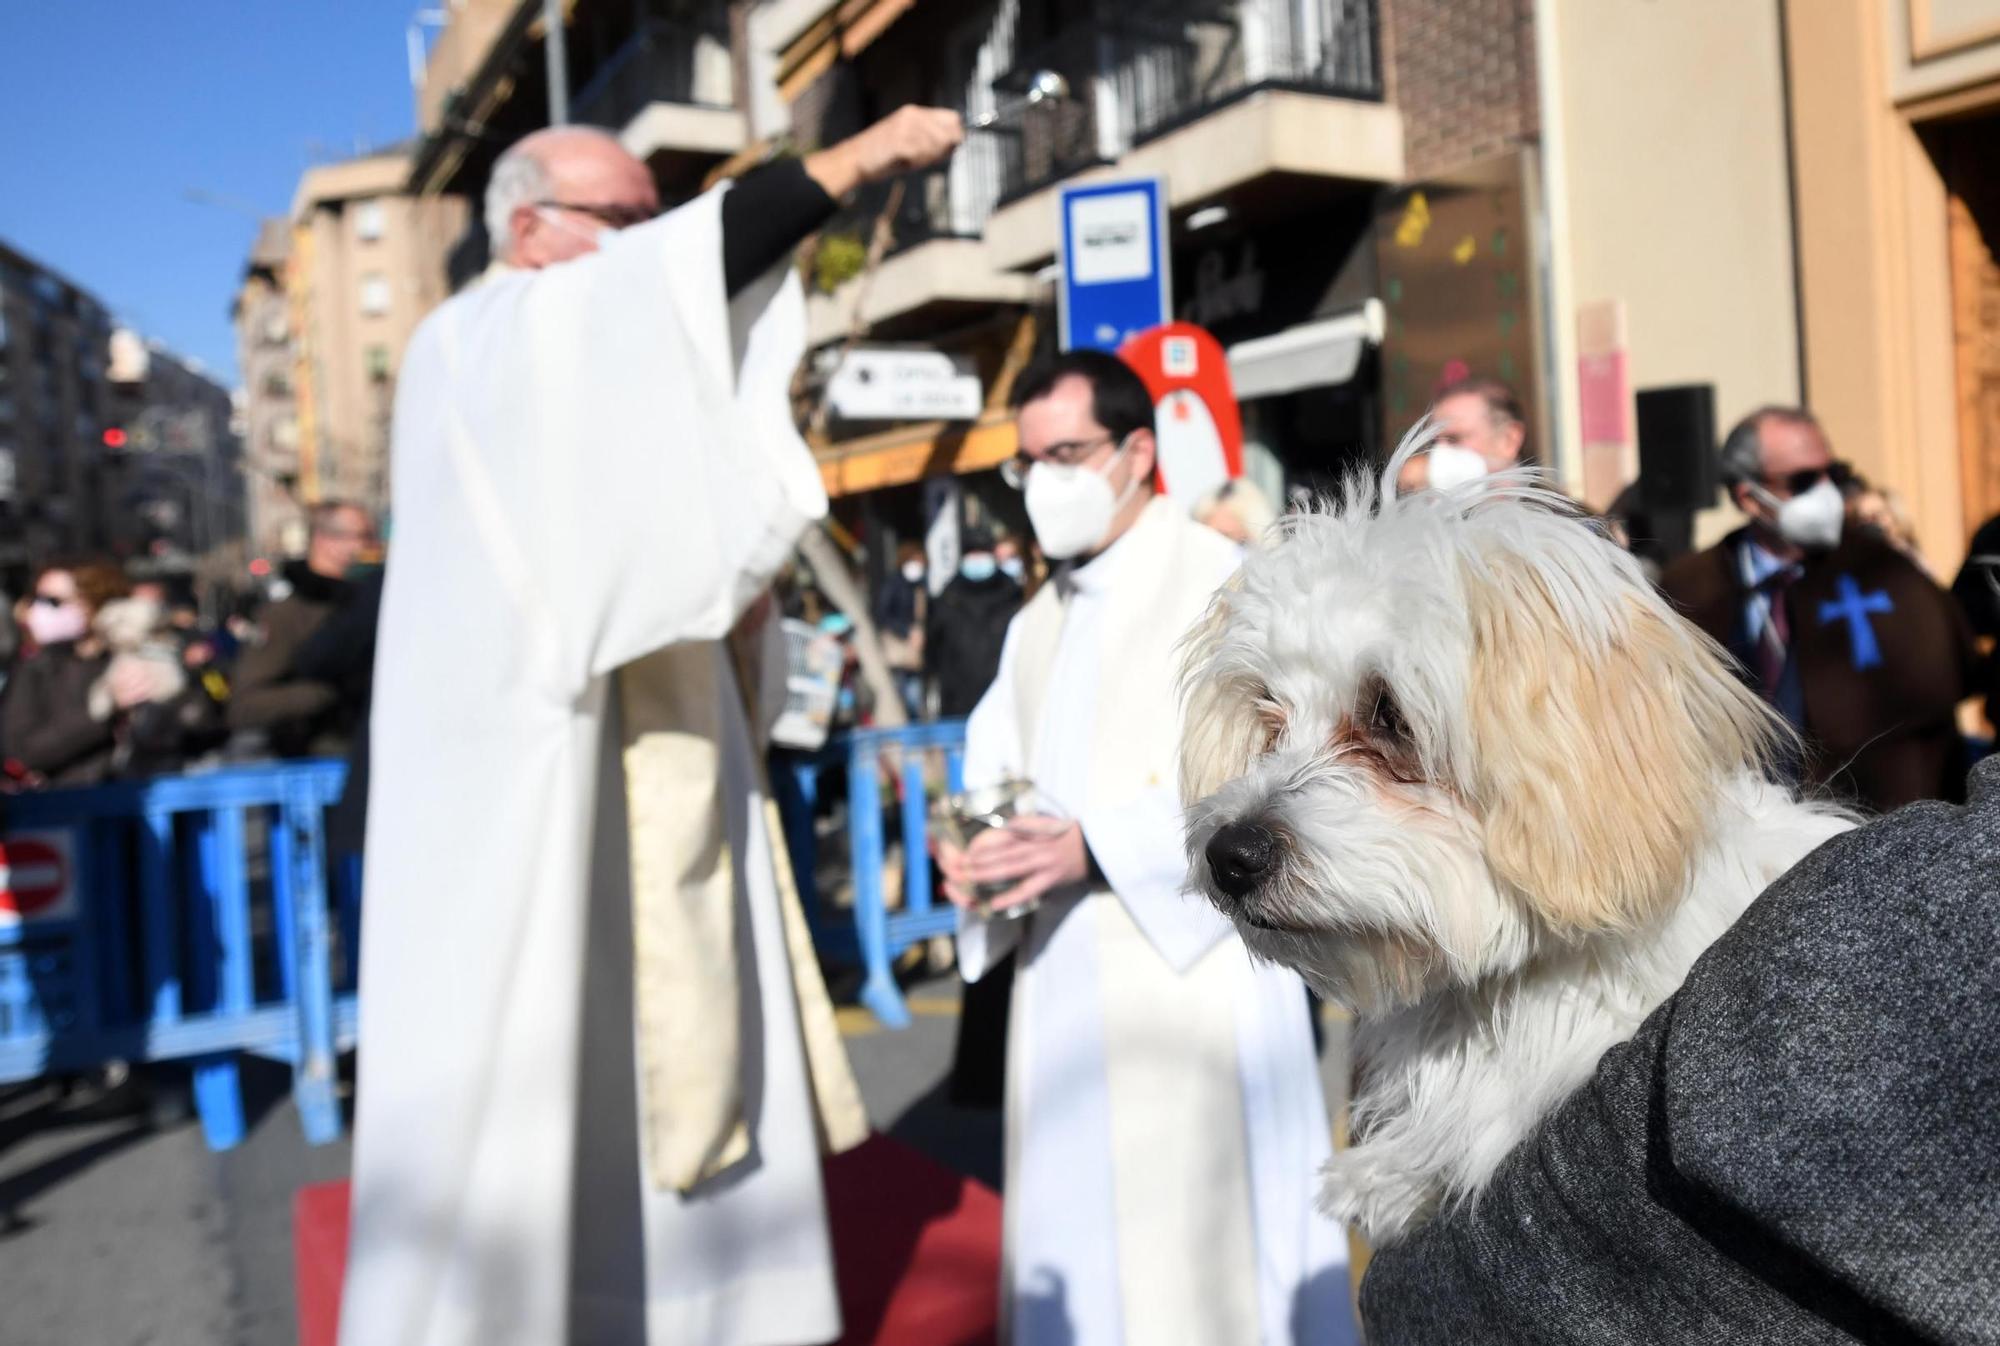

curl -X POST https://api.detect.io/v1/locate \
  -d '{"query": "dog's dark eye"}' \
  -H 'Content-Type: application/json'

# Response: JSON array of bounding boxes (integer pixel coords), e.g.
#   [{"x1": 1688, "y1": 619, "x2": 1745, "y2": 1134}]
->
[{"x1": 1366, "y1": 684, "x2": 1411, "y2": 748}]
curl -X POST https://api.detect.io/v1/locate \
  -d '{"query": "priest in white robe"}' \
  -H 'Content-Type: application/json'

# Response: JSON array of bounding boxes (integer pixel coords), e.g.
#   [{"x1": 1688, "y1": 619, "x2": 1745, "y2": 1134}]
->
[
  {"x1": 341, "y1": 110, "x2": 962, "y2": 1346},
  {"x1": 940, "y1": 351, "x2": 1358, "y2": 1346}
]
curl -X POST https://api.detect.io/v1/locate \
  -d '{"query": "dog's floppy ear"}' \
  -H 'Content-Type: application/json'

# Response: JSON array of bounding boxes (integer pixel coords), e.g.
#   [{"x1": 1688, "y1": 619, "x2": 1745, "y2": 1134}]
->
[
  {"x1": 1177, "y1": 587, "x2": 1269, "y2": 807},
  {"x1": 1464, "y1": 554, "x2": 1781, "y2": 933}
]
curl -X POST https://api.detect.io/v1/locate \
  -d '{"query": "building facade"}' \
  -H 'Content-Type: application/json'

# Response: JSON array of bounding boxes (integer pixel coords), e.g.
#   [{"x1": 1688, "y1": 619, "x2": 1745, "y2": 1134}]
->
[
  {"x1": 285, "y1": 146, "x2": 465, "y2": 522},
  {"x1": 232, "y1": 219, "x2": 304, "y2": 558},
  {"x1": 0, "y1": 239, "x2": 120, "y2": 583},
  {"x1": 104, "y1": 330, "x2": 247, "y2": 575},
  {"x1": 0, "y1": 240, "x2": 244, "y2": 589},
  {"x1": 396, "y1": 0, "x2": 2000, "y2": 583}
]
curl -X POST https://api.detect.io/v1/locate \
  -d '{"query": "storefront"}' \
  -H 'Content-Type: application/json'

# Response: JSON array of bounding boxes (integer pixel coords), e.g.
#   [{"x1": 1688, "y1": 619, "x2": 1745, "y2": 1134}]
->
[{"x1": 1169, "y1": 191, "x2": 1384, "y2": 501}]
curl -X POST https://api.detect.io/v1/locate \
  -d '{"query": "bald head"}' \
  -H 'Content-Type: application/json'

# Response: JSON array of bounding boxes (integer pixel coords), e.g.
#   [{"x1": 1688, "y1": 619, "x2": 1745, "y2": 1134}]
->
[{"x1": 485, "y1": 126, "x2": 659, "y2": 269}]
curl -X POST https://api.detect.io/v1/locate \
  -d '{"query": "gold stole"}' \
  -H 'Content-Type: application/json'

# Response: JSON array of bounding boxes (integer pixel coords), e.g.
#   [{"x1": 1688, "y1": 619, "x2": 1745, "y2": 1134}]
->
[{"x1": 619, "y1": 635, "x2": 867, "y2": 1193}]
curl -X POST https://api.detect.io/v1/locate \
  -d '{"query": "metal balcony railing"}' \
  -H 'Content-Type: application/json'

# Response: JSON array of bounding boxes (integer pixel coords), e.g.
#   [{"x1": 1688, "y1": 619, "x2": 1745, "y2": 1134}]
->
[
  {"x1": 571, "y1": 15, "x2": 734, "y2": 131},
  {"x1": 987, "y1": 0, "x2": 1381, "y2": 203}
]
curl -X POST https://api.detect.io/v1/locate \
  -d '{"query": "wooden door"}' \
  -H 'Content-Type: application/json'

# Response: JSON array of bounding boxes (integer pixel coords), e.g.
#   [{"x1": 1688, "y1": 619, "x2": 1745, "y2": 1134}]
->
[{"x1": 1943, "y1": 116, "x2": 2000, "y2": 541}]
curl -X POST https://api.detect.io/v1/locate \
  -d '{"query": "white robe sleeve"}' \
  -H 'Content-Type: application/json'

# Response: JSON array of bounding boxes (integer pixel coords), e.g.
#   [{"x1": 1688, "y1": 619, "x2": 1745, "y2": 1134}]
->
[
  {"x1": 954, "y1": 623, "x2": 1026, "y2": 982},
  {"x1": 1082, "y1": 785, "x2": 1232, "y2": 974},
  {"x1": 443, "y1": 184, "x2": 825, "y2": 701}
]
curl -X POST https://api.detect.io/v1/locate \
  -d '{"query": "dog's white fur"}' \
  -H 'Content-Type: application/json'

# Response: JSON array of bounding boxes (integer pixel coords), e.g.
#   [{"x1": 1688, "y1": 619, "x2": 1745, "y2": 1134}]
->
[{"x1": 1177, "y1": 425, "x2": 1853, "y2": 1245}]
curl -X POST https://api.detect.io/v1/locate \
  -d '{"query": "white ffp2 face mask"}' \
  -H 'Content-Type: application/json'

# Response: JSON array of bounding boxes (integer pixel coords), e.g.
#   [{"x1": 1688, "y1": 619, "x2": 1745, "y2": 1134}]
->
[
  {"x1": 1024, "y1": 438, "x2": 1143, "y2": 560},
  {"x1": 1754, "y1": 477, "x2": 1845, "y2": 552},
  {"x1": 1425, "y1": 443, "x2": 1489, "y2": 490}
]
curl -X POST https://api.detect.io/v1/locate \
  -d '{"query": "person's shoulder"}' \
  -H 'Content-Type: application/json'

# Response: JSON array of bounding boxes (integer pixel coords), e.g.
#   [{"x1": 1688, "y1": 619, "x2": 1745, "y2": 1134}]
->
[
  {"x1": 1659, "y1": 532, "x2": 1743, "y2": 602},
  {"x1": 1835, "y1": 527, "x2": 1946, "y2": 592}
]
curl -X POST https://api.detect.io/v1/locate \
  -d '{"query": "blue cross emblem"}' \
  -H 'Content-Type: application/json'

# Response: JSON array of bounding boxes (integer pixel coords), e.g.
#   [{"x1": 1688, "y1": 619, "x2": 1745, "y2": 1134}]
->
[{"x1": 1817, "y1": 575, "x2": 1893, "y2": 671}]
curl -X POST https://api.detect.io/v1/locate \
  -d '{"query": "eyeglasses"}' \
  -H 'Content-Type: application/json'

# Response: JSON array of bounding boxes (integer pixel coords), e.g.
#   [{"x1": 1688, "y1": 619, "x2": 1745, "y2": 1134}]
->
[
  {"x1": 534, "y1": 199, "x2": 659, "y2": 231},
  {"x1": 1000, "y1": 432, "x2": 1119, "y2": 490},
  {"x1": 31, "y1": 594, "x2": 73, "y2": 608},
  {"x1": 1762, "y1": 461, "x2": 1853, "y2": 497}
]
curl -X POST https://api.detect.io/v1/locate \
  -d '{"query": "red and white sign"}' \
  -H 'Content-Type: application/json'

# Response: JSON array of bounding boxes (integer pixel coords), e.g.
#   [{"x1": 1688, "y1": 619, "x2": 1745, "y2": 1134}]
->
[
  {"x1": 1119, "y1": 322, "x2": 1244, "y2": 504},
  {"x1": 0, "y1": 832, "x2": 77, "y2": 926}
]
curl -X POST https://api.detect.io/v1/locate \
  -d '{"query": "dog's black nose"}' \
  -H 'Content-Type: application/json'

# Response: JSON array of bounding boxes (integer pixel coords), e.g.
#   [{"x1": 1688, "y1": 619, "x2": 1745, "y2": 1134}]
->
[{"x1": 1206, "y1": 822, "x2": 1278, "y2": 899}]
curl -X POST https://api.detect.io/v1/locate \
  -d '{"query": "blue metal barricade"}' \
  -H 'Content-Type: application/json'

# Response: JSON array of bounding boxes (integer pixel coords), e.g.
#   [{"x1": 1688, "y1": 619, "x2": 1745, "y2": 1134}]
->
[
  {"x1": 774, "y1": 721, "x2": 967, "y2": 1029},
  {"x1": 0, "y1": 761, "x2": 355, "y2": 1152}
]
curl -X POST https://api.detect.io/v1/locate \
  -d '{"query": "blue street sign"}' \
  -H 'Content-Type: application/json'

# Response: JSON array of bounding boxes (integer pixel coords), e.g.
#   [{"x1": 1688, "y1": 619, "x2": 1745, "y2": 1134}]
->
[{"x1": 1058, "y1": 178, "x2": 1170, "y2": 352}]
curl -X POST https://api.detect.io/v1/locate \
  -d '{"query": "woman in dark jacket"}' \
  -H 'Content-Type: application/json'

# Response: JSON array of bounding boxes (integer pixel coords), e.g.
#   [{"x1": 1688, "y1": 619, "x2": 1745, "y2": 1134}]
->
[{"x1": 2, "y1": 562, "x2": 136, "y2": 787}]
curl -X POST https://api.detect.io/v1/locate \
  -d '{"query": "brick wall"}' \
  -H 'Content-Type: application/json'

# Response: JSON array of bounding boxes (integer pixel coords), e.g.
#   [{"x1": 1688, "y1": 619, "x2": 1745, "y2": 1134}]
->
[{"x1": 1382, "y1": 0, "x2": 1541, "y2": 180}]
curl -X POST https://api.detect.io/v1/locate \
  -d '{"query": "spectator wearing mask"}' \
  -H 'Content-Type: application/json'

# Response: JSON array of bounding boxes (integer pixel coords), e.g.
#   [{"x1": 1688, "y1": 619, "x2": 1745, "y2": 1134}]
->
[
  {"x1": 874, "y1": 541, "x2": 927, "y2": 717},
  {"x1": 1397, "y1": 376, "x2": 1528, "y2": 493},
  {"x1": 230, "y1": 501, "x2": 376, "y2": 757},
  {"x1": 995, "y1": 535, "x2": 1030, "y2": 589},
  {"x1": 1661, "y1": 407, "x2": 1973, "y2": 811},
  {"x1": 924, "y1": 528, "x2": 1023, "y2": 720},
  {"x1": 2, "y1": 562, "x2": 166, "y2": 787}
]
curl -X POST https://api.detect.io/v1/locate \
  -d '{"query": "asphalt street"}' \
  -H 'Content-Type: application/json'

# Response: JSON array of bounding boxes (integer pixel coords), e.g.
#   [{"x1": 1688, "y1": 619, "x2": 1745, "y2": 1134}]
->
[{"x1": 0, "y1": 974, "x2": 1343, "y2": 1346}]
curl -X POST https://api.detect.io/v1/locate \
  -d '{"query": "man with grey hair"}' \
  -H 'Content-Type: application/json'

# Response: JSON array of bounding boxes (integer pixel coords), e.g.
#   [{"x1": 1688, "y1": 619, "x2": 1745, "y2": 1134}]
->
[
  {"x1": 342, "y1": 107, "x2": 961, "y2": 1346},
  {"x1": 1660, "y1": 405, "x2": 1972, "y2": 812},
  {"x1": 1398, "y1": 376, "x2": 1529, "y2": 493},
  {"x1": 230, "y1": 499, "x2": 376, "y2": 757}
]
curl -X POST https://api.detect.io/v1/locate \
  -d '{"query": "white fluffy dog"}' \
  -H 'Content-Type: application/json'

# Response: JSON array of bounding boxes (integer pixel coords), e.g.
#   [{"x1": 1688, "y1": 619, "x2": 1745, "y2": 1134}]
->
[{"x1": 1177, "y1": 431, "x2": 1853, "y2": 1245}]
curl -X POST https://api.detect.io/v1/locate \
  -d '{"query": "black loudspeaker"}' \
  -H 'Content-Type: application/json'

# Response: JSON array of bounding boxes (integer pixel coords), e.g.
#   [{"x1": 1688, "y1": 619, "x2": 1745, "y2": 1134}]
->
[{"x1": 1636, "y1": 384, "x2": 1719, "y2": 513}]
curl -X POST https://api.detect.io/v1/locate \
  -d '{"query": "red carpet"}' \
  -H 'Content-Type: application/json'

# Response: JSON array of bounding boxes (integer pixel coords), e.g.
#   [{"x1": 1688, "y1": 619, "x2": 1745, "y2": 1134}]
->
[{"x1": 295, "y1": 1133, "x2": 1001, "y2": 1346}]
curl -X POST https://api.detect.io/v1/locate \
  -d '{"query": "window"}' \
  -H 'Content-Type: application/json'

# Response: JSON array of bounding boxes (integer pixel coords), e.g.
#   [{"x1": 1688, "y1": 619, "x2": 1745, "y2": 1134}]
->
[
  {"x1": 359, "y1": 274, "x2": 391, "y2": 316},
  {"x1": 355, "y1": 200, "x2": 386, "y2": 243},
  {"x1": 365, "y1": 345, "x2": 391, "y2": 381}
]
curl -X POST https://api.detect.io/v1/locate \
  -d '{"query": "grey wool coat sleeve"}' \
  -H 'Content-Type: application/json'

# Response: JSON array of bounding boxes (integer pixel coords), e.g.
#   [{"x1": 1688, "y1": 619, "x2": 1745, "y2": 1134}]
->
[{"x1": 1361, "y1": 757, "x2": 2000, "y2": 1346}]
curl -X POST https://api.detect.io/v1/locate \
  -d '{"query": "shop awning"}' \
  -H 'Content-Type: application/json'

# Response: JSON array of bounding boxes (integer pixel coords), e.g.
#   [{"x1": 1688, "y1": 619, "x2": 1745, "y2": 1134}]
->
[
  {"x1": 815, "y1": 411, "x2": 1018, "y2": 499},
  {"x1": 1227, "y1": 300, "x2": 1387, "y2": 401}
]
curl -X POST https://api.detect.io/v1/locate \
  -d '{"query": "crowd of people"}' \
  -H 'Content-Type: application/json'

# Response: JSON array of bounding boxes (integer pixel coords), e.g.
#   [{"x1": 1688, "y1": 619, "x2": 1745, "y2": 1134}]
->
[{"x1": 0, "y1": 501, "x2": 384, "y2": 807}]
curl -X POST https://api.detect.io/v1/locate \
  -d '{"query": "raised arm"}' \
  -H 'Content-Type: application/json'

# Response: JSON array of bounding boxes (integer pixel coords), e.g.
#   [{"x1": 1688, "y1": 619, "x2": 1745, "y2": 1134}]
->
[{"x1": 719, "y1": 106, "x2": 964, "y2": 297}]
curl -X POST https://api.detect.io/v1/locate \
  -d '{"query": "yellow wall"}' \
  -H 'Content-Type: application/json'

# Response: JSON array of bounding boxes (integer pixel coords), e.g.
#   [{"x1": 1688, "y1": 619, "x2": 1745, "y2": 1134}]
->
[{"x1": 1549, "y1": 0, "x2": 1802, "y2": 511}]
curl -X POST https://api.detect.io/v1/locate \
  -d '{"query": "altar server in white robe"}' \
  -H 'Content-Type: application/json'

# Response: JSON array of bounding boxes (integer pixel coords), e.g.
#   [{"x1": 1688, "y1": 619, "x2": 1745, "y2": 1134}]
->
[
  {"x1": 939, "y1": 351, "x2": 1358, "y2": 1346},
  {"x1": 341, "y1": 111, "x2": 962, "y2": 1346}
]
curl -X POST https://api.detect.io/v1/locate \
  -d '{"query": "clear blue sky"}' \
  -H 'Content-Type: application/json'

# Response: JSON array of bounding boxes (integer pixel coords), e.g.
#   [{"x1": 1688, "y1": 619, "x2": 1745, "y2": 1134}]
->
[{"x1": 0, "y1": 2, "x2": 430, "y2": 386}]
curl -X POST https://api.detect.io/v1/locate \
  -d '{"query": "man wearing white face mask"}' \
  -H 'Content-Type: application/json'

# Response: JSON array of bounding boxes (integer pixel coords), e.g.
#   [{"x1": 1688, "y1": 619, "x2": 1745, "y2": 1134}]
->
[
  {"x1": 1661, "y1": 405, "x2": 1974, "y2": 812},
  {"x1": 1397, "y1": 377, "x2": 1527, "y2": 493},
  {"x1": 937, "y1": 350, "x2": 1356, "y2": 1346}
]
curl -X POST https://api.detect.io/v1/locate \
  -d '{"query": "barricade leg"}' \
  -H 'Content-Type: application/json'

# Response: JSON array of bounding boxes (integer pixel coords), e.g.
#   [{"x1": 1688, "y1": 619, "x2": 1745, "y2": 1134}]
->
[
  {"x1": 848, "y1": 745, "x2": 910, "y2": 1029},
  {"x1": 193, "y1": 1060, "x2": 246, "y2": 1150},
  {"x1": 270, "y1": 809, "x2": 300, "y2": 1003},
  {"x1": 189, "y1": 811, "x2": 247, "y2": 1151},
  {"x1": 280, "y1": 787, "x2": 342, "y2": 1145}
]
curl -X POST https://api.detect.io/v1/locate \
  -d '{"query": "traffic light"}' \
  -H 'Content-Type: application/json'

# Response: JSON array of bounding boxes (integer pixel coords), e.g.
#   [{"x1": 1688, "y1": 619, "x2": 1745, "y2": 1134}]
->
[{"x1": 103, "y1": 427, "x2": 128, "y2": 449}]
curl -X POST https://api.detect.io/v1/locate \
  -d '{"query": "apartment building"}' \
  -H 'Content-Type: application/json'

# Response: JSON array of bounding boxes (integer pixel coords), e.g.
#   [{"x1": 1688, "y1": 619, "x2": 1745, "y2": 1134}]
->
[
  {"x1": 409, "y1": 0, "x2": 745, "y2": 255},
  {"x1": 104, "y1": 330, "x2": 246, "y2": 570},
  {"x1": 286, "y1": 146, "x2": 466, "y2": 521},
  {"x1": 0, "y1": 238, "x2": 119, "y2": 579},
  {"x1": 233, "y1": 219, "x2": 304, "y2": 557}
]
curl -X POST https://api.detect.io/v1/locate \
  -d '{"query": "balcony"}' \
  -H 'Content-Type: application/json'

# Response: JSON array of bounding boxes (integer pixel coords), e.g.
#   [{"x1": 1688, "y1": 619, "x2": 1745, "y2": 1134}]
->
[
  {"x1": 572, "y1": 12, "x2": 747, "y2": 190},
  {"x1": 980, "y1": 0, "x2": 1400, "y2": 270},
  {"x1": 804, "y1": 141, "x2": 1038, "y2": 346},
  {"x1": 987, "y1": 0, "x2": 1381, "y2": 202}
]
